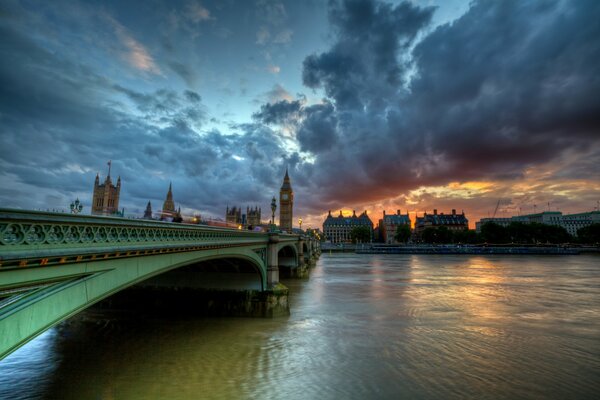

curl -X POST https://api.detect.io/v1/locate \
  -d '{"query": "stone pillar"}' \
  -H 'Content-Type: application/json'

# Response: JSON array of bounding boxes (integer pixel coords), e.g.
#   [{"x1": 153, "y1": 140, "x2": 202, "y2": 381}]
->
[
  {"x1": 267, "y1": 233, "x2": 280, "y2": 288},
  {"x1": 298, "y1": 237, "x2": 305, "y2": 268}
]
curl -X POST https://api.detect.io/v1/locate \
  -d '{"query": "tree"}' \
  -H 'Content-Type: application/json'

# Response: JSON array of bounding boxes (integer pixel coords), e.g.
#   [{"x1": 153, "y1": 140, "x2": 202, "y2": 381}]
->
[
  {"x1": 453, "y1": 229, "x2": 480, "y2": 244},
  {"x1": 395, "y1": 224, "x2": 411, "y2": 243},
  {"x1": 350, "y1": 226, "x2": 371, "y2": 243},
  {"x1": 577, "y1": 223, "x2": 600, "y2": 244},
  {"x1": 480, "y1": 222, "x2": 509, "y2": 243},
  {"x1": 421, "y1": 226, "x2": 452, "y2": 244}
]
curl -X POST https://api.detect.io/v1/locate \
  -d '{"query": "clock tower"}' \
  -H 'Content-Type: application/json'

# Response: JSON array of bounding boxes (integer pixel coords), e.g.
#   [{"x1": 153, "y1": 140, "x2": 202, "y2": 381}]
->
[{"x1": 279, "y1": 168, "x2": 294, "y2": 232}]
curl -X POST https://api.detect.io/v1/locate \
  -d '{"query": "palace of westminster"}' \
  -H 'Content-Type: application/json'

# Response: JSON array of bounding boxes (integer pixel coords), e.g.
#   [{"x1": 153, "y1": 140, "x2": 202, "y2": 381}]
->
[
  {"x1": 90, "y1": 163, "x2": 295, "y2": 231},
  {"x1": 89, "y1": 162, "x2": 599, "y2": 241}
]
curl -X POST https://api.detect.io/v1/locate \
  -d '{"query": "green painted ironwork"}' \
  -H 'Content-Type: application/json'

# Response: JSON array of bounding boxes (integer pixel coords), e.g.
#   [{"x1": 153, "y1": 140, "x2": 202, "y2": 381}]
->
[{"x1": 0, "y1": 208, "x2": 312, "y2": 360}]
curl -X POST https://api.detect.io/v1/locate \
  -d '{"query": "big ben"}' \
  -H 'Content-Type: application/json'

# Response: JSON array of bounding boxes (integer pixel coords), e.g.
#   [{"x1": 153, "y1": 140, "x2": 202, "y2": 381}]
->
[{"x1": 279, "y1": 169, "x2": 294, "y2": 232}]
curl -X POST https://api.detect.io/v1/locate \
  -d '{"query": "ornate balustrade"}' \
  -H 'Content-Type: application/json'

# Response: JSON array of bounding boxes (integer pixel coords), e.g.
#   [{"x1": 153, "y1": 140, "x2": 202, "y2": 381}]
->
[{"x1": 0, "y1": 209, "x2": 271, "y2": 269}]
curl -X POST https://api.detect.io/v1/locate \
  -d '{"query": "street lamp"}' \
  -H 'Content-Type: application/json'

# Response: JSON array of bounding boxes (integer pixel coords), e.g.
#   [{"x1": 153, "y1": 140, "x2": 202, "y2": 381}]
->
[
  {"x1": 298, "y1": 217, "x2": 303, "y2": 231},
  {"x1": 270, "y1": 196, "x2": 277, "y2": 227},
  {"x1": 70, "y1": 198, "x2": 83, "y2": 214}
]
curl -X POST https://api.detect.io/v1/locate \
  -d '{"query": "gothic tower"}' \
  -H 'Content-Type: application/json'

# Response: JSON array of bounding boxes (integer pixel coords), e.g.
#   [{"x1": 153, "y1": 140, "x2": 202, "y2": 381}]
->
[
  {"x1": 92, "y1": 160, "x2": 121, "y2": 216},
  {"x1": 279, "y1": 168, "x2": 293, "y2": 232},
  {"x1": 143, "y1": 201, "x2": 153, "y2": 219},
  {"x1": 161, "y1": 182, "x2": 176, "y2": 220}
]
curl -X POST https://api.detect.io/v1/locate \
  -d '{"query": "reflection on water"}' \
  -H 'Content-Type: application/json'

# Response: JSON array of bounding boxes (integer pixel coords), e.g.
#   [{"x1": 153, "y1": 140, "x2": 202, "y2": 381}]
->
[{"x1": 1, "y1": 254, "x2": 600, "y2": 399}]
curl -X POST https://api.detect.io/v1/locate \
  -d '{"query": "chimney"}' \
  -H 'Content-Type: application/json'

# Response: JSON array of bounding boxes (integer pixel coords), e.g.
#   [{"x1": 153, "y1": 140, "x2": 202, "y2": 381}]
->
[
  {"x1": 397, "y1": 209, "x2": 400, "y2": 215},
  {"x1": 383, "y1": 210, "x2": 386, "y2": 217},
  {"x1": 434, "y1": 209, "x2": 438, "y2": 215},
  {"x1": 452, "y1": 209, "x2": 456, "y2": 215}
]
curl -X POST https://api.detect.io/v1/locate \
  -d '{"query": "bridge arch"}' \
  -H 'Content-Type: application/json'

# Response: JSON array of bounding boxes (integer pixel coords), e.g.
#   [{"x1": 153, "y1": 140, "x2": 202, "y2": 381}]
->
[
  {"x1": 0, "y1": 246, "x2": 268, "y2": 359},
  {"x1": 138, "y1": 254, "x2": 266, "y2": 292},
  {"x1": 277, "y1": 243, "x2": 298, "y2": 269}
]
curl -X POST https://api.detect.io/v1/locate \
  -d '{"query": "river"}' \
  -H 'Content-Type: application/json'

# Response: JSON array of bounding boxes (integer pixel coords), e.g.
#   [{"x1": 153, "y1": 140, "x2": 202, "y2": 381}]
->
[{"x1": 1, "y1": 254, "x2": 599, "y2": 399}]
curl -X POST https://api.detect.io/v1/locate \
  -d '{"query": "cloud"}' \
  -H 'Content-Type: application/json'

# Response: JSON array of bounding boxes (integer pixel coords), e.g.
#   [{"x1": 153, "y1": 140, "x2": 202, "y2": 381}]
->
[
  {"x1": 187, "y1": 1, "x2": 212, "y2": 22},
  {"x1": 0, "y1": 5, "x2": 305, "y2": 221},
  {"x1": 263, "y1": 83, "x2": 294, "y2": 103},
  {"x1": 267, "y1": 64, "x2": 281, "y2": 74},
  {"x1": 296, "y1": 102, "x2": 338, "y2": 154},
  {"x1": 1, "y1": 0, "x2": 599, "y2": 230},
  {"x1": 253, "y1": 99, "x2": 303, "y2": 125},
  {"x1": 254, "y1": 1, "x2": 293, "y2": 45},
  {"x1": 168, "y1": 61, "x2": 199, "y2": 86},
  {"x1": 290, "y1": 0, "x2": 600, "y2": 214},
  {"x1": 256, "y1": 26, "x2": 270, "y2": 45},
  {"x1": 107, "y1": 15, "x2": 162, "y2": 75},
  {"x1": 273, "y1": 29, "x2": 293, "y2": 44}
]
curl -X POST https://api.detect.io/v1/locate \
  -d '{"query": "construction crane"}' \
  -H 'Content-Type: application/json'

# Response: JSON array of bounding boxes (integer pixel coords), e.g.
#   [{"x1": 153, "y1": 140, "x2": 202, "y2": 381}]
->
[{"x1": 492, "y1": 199, "x2": 500, "y2": 218}]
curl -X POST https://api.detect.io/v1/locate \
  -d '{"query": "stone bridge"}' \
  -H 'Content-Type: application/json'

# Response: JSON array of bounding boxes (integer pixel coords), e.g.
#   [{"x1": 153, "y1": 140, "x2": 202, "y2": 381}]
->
[{"x1": 0, "y1": 209, "x2": 320, "y2": 360}]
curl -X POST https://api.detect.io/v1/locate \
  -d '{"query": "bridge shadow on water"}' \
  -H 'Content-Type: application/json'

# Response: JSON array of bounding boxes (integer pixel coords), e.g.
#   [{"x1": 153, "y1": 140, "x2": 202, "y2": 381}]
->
[{"x1": 92, "y1": 257, "x2": 268, "y2": 318}]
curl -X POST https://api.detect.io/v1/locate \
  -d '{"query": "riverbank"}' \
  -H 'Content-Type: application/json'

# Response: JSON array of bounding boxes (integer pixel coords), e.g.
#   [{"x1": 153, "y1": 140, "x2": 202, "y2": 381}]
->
[
  {"x1": 320, "y1": 243, "x2": 599, "y2": 255},
  {"x1": 357, "y1": 245, "x2": 582, "y2": 255}
]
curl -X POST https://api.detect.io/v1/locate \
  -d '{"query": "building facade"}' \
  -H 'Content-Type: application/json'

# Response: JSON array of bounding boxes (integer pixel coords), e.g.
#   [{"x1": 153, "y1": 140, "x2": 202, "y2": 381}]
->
[
  {"x1": 225, "y1": 206, "x2": 262, "y2": 228},
  {"x1": 380, "y1": 210, "x2": 412, "y2": 244},
  {"x1": 561, "y1": 211, "x2": 600, "y2": 236},
  {"x1": 279, "y1": 169, "x2": 294, "y2": 232},
  {"x1": 226, "y1": 206, "x2": 242, "y2": 225},
  {"x1": 323, "y1": 210, "x2": 374, "y2": 243},
  {"x1": 475, "y1": 210, "x2": 600, "y2": 236},
  {"x1": 91, "y1": 163, "x2": 121, "y2": 216},
  {"x1": 414, "y1": 209, "x2": 468, "y2": 236},
  {"x1": 246, "y1": 206, "x2": 261, "y2": 227}
]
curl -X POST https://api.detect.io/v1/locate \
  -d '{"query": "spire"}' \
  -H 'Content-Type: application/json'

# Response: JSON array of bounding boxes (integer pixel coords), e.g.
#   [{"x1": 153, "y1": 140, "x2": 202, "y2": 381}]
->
[
  {"x1": 280, "y1": 168, "x2": 292, "y2": 190},
  {"x1": 161, "y1": 181, "x2": 176, "y2": 220},
  {"x1": 107, "y1": 160, "x2": 112, "y2": 178},
  {"x1": 144, "y1": 201, "x2": 153, "y2": 219},
  {"x1": 95, "y1": 172, "x2": 99, "y2": 184}
]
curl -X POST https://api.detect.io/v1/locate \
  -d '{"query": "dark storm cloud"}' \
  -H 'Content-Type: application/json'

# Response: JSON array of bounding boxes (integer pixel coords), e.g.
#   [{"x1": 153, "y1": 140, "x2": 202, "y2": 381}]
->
[
  {"x1": 296, "y1": 102, "x2": 338, "y2": 154},
  {"x1": 302, "y1": 0, "x2": 434, "y2": 110},
  {"x1": 252, "y1": 99, "x2": 302, "y2": 125},
  {"x1": 0, "y1": 10, "x2": 293, "y2": 218},
  {"x1": 292, "y1": 0, "x2": 600, "y2": 209},
  {"x1": 112, "y1": 85, "x2": 206, "y2": 125}
]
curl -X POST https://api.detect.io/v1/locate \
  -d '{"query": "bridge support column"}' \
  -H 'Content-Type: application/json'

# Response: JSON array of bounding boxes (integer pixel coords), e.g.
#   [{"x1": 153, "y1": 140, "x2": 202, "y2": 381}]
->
[{"x1": 267, "y1": 233, "x2": 280, "y2": 287}]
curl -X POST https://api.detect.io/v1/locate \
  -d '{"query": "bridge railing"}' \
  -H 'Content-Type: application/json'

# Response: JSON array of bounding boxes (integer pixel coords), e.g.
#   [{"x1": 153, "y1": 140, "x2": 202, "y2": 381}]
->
[{"x1": 0, "y1": 209, "x2": 280, "y2": 269}]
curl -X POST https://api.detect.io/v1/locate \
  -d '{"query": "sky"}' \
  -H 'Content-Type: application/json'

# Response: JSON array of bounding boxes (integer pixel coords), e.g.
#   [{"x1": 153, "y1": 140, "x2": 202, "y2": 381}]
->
[{"x1": 0, "y1": 0, "x2": 599, "y2": 229}]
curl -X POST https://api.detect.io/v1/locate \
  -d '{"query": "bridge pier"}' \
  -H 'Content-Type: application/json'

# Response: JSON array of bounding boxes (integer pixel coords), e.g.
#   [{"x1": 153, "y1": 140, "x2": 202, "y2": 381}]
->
[{"x1": 267, "y1": 233, "x2": 281, "y2": 287}]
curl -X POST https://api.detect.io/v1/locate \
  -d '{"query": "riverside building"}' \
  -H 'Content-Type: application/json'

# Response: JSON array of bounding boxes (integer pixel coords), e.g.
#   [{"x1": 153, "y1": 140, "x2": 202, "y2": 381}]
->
[
  {"x1": 323, "y1": 210, "x2": 374, "y2": 243},
  {"x1": 379, "y1": 210, "x2": 411, "y2": 244},
  {"x1": 476, "y1": 210, "x2": 600, "y2": 236},
  {"x1": 414, "y1": 209, "x2": 468, "y2": 236}
]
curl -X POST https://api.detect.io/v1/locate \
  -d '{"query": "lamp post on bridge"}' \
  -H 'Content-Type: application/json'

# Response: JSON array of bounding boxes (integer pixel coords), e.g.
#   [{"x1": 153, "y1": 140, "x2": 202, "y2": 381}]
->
[
  {"x1": 298, "y1": 217, "x2": 302, "y2": 232},
  {"x1": 270, "y1": 196, "x2": 277, "y2": 231},
  {"x1": 69, "y1": 198, "x2": 83, "y2": 214}
]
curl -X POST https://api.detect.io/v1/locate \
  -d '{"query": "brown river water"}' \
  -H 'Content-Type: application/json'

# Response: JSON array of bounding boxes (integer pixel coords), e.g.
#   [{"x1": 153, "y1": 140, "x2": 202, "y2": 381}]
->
[{"x1": 1, "y1": 253, "x2": 599, "y2": 399}]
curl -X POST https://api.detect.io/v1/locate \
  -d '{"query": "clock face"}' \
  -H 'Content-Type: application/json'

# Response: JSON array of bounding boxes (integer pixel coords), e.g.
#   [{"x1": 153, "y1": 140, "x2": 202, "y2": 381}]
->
[{"x1": 282, "y1": 193, "x2": 289, "y2": 200}]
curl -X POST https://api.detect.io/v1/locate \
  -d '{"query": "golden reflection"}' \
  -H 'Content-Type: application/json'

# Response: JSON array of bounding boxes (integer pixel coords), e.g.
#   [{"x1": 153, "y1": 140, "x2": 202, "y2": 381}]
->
[{"x1": 404, "y1": 256, "x2": 511, "y2": 322}]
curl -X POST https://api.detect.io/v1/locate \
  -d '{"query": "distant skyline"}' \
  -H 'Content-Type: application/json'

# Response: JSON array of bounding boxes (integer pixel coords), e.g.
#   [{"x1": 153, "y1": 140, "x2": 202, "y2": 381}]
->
[{"x1": 1, "y1": 0, "x2": 599, "y2": 229}]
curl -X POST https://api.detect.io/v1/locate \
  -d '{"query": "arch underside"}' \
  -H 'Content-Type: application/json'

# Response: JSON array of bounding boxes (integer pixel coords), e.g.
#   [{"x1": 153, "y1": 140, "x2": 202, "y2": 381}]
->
[
  {"x1": 277, "y1": 243, "x2": 298, "y2": 269},
  {"x1": 0, "y1": 245, "x2": 266, "y2": 360}
]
